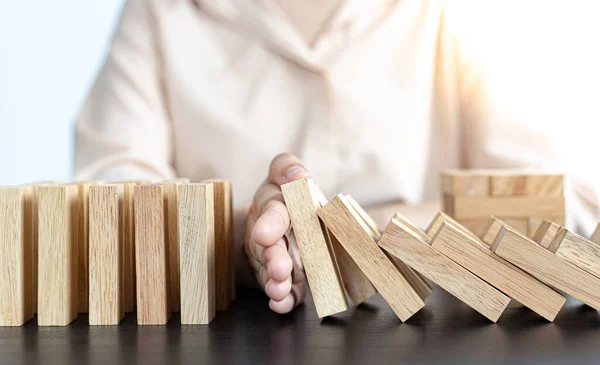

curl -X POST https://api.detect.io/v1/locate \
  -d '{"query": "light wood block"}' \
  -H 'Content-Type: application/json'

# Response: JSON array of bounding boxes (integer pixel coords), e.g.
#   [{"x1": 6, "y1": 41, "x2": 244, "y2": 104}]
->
[
  {"x1": 204, "y1": 179, "x2": 234, "y2": 311},
  {"x1": 37, "y1": 185, "x2": 79, "y2": 326},
  {"x1": 163, "y1": 181, "x2": 183, "y2": 312},
  {"x1": 430, "y1": 222, "x2": 566, "y2": 321},
  {"x1": 532, "y1": 221, "x2": 562, "y2": 249},
  {"x1": 548, "y1": 228, "x2": 600, "y2": 278},
  {"x1": 440, "y1": 170, "x2": 490, "y2": 196},
  {"x1": 450, "y1": 196, "x2": 565, "y2": 220},
  {"x1": 426, "y1": 211, "x2": 480, "y2": 242},
  {"x1": 480, "y1": 217, "x2": 512, "y2": 246},
  {"x1": 0, "y1": 186, "x2": 34, "y2": 326},
  {"x1": 491, "y1": 226, "x2": 600, "y2": 310},
  {"x1": 490, "y1": 174, "x2": 563, "y2": 197},
  {"x1": 89, "y1": 185, "x2": 125, "y2": 325},
  {"x1": 591, "y1": 223, "x2": 600, "y2": 245},
  {"x1": 134, "y1": 185, "x2": 170, "y2": 325},
  {"x1": 178, "y1": 183, "x2": 215, "y2": 324},
  {"x1": 528, "y1": 217, "x2": 564, "y2": 238},
  {"x1": 117, "y1": 182, "x2": 137, "y2": 312},
  {"x1": 378, "y1": 218, "x2": 510, "y2": 322},
  {"x1": 318, "y1": 195, "x2": 424, "y2": 321},
  {"x1": 281, "y1": 179, "x2": 348, "y2": 317}
]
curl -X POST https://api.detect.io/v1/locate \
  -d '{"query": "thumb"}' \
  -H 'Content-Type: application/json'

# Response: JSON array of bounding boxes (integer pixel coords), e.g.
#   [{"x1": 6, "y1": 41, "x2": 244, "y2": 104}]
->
[{"x1": 268, "y1": 153, "x2": 311, "y2": 186}]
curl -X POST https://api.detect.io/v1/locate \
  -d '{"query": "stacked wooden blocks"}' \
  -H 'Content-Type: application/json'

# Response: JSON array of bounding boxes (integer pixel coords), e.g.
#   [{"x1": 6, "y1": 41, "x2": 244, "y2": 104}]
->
[
  {"x1": 0, "y1": 179, "x2": 235, "y2": 326},
  {"x1": 440, "y1": 169, "x2": 565, "y2": 237}
]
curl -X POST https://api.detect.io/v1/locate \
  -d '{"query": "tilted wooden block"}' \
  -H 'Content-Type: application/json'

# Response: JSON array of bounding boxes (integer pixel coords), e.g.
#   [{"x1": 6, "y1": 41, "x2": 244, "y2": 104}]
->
[
  {"x1": 490, "y1": 174, "x2": 563, "y2": 197},
  {"x1": 426, "y1": 211, "x2": 481, "y2": 242},
  {"x1": 318, "y1": 195, "x2": 424, "y2": 321},
  {"x1": 281, "y1": 179, "x2": 348, "y2": 317},
  {"x1": 591, "y1": 223, "x2": 600, "y2": 245},
  {"x1": 134, "y1": 185, "x2": 171, "y2": 325},
  {"x1": 491, "y1": 226, "x2": 600, "y2": 310},
  {"x1": 430, "y1": 222, "x2": 566, "y2": 321},
  {"x1": 532, "y1": 220, "x2": 562, "y2": 249},
  {"x1": 37, "y1": 185, "x2": 79, "y2": 326},
  {"x1": 379, "y1": 218, "x2": 510, "y2": 322},
  {"x1": 528, "y1": 217, "x2": 565, "y2": 238},
  {"x1": 0, "y1": 186, "x2": 34, "y2": 326},
  {"x1": 450, "y1": 195, "x2": 565, "y2": 220},
  {"x1": 88, "y1": 185, "x2": 125, "y2": 325},
  {"x1": 440, "y1": 170, "x2": 490, "y2": 196},
  {"x1": 204, "y1": 179, "x2": 234, "y2": 311},
  {"x1": 547, "y1": 228, "x2": 600, "y2": 278},
  {"x1": 178, "y1": 183, "x2": 215, "y2": 324},
  {"x1": 480, "y1": 217, "x2": 511, "y2": 246}
]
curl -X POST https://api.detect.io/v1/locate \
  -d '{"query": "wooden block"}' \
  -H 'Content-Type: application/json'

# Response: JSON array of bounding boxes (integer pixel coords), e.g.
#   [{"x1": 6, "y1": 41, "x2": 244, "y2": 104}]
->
[
  {"x1": 0, "y1": 186, "x2": 34, "y2": 326},
  {"x1": 591, "y1": 223, "x2": 600, "y2": 245},
  {"x1": 430, "y1": 222, "x2": 566, "y2": 321},
  {"x1": 490, "y1": 174, "x2": 563, "y2": 197},
  {"x1": 440, "y1": 170, "x2": 490, "y2": 196},
  {"x1": 318, "y1": 195, "x2": 424, "y2": 321},
  {"x1": 134, "y1": 185, "x2": 170, "y2": 325},
  {"x1": 88, "y1": 185, "x2": 125, "y2": 325},
  {"x1": 480, "y1": 216, "x2": 521, "y2": 246},
  {"x1": 22, "y1": 186, "x2": 34, "y2": 320},
  {"x1": 163, "y1": 181, "x2": 183, "y2": 312},
  {"x1": 378, "y1": 218, "x2": 510, "y2": 322},
  {"x1": 117, "y1": 182, "x2": 137, "y2": 313},
  {"x1": 178, "y1": 183, "x2": 215, "y2": 324},
  {"x1": 37, "y1": 185, "x2": 79, "y2": 326},
  {"x1": 532, "y1": 220, "x2": 562, "y2": 249},
  {"x1": 548, "y1": 228, "x2": 600, "y2": 278},
  {"x1": 426, "y1": 211, "x2": 481, "y2": 242},
  {"x1": 281, "y1": 179, "x2": 348, "y2": 317},
  {"x1": 204, "y1": 179, "x2": 234, "y2": 311},
  {"x1": 451, "y1": 196, "x2": 565, "y2": 220},
  {"x1": 491, "y1": 226, "x2": 600, "y2": 310},
  {"x1": 527, "y1": 217, "x2": 564, "y2": 237}
]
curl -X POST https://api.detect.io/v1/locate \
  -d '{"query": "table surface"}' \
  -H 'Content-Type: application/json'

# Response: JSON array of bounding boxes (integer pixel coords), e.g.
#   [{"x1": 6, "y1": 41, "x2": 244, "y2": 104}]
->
[{"x1": 2, "y1": 203, "x2": 599, "y2": 365}]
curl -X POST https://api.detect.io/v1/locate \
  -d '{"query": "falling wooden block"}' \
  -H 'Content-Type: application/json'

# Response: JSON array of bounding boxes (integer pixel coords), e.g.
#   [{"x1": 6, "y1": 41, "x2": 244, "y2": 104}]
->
[
  {"x1": 491, "y1": 226, "x2": 600, "y2": 310},
  {"x1": 480, "y1": 217, "x2": 510, "y2": 246},
  {"x1": 440, "y1": 170, "x2": 490, "y2": 196},
  {"x1": 318, "y1": 195, "x2": 424, "y2": 321},
  {"x1": 591, "y1": 223, "x2": 600, "y2": 245},
  {"x1": 281, "y1": 179, "x2": 348, "y2": 317},
  {"x1": 490, "y1": 174, "x2": 563, "y2": 197},
  {"x1": 134, "y1": 185, "x2": 171, "y2": 325},
  {"x1": 450, "y1": 196, "x2": 565, "y2": 220},
  {"x1": 378, "y1": 218, "x2": 510, "y2": 322},
  {"x1": 430, "y1": 222, "x2": 566, "y2": 321},
  {"x1": 204, "y1": 179, "x2": 234, "y2": 311},
  {"x1": 88, "y1": 185, "x2": 125, "y2": 325},
  {"x1": 528, "y1": 217, "x2": 565, "y2": 237},
  {"x1": 547, "y1": 228, "x2": 600, "y2": 278},
  {"x1": 0, "y1": 186, "x2": 34, "y2": 326},
  {"x1": 532, "y1": 220, "x2": 562, "y2": 249},
  {"x1": 178, "y1": 183, "x2": 215, "y2": 324},
  {"x1": 426, "y1": 211, "x2": 481, "y2": 242},
  {"x1": 37, "y1": 185, "x2": 79, "y2": 326}
]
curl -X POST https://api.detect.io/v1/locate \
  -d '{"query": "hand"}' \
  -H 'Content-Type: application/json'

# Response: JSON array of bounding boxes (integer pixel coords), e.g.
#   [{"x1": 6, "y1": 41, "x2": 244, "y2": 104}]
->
[{"x1": 244, "y1": 153, "x2": 310, "y2": 313}]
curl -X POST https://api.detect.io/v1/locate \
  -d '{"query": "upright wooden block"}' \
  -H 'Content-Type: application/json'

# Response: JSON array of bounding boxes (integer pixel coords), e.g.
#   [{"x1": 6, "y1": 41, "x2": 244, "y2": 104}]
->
[
  {"x1": 378, "y1": 218, "x2": 510, "y2": 322},
  {"x1": 318, "y1": 195, "x2": 424, "y2": 321},
  {"x1": 178, "y1": 183, "x2": 215, "y2": 324},
  {"x1": 490, "y1": 174, "x2": 563, "y2": 196},
  {"x1": 116, "y1": 181, "x2": 138, "y2": 313},
  {"x1": 0, "y1": 187, "x2": 33, "y2": 326},
  {"x1": 532, "y1": 220, "x2": 562, "y2": 249},
  {"x1": 491, "y1": 226, "x2": 600, "y2": 310},
  {"x1": 548, "y1": 228, "x2": 600, "y2": 278},
  {"x1": 89, "y1": 185, "x2": 125, "y2": 325},
  {"x1": 281, "y1": 179, "x2": 348, "y2": 317},
  {"x1": 440, "y1": 170, "x2": 490, "y2": 196},
  {"x1": 134, "y1": 185, "x2": 170, "y2": 325},
  {"x1": 450, "y1": 196, "x2": 565, "y2": 220},
  {"x1": 37, "y1": 185, "x2": 79, "y2": 326},
  {"x1": 430, "y1": 222, "x2": 566, "y2": 321},
  {"x1": 163, "y1": 181, "x2": 184, "y2": 312},
  {"x1": 204, "y1": 179, "x2": 234, "y2": 311}
]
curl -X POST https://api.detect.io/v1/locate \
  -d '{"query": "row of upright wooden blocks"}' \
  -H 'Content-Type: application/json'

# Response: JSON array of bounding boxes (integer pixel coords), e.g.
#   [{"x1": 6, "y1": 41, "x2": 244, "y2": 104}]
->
[
  {"x1": 283, "y1": 172, "x2": 599, "y2": 322},
  {"x1": 0, "y1": 179, "x2": 234, "y2": 326}
]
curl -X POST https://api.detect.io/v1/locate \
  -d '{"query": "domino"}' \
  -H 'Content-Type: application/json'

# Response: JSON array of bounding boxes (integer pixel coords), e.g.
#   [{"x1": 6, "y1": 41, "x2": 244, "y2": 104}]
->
[
  {"x1": 0, "y1": 186, "x2": 34, "y2": 326},
  {"x1": 281, "y1": 179, "x2": 348, "y2": 317},
  {"x1": 591, "y1": 223, "x2": 600, "y2": 245},
  {"x1": 178, "y1": 183, "x2": 215, "y2": 324},
  {"x1": 162, "y1": 180, "x2": 187, "y2": 312},
  {"x1": 318, "y1": 195, "x2": 424, "y2": 321},
  {"x1": 532, "y1": 220, "x2": 562, "y2": 249},
  {"x1": 378, "y1": 217, "x2": 510, "y2": 322},
  {"x1": 450, "y1": 195, "x2": 565, "y2": 220},
  {"x1": 440, "y1": 170, "x2": 490, "y2": 196},
  {"x1": 134, "y1": 185, "x2": 171, "y2": 325},
  {"x1": 480, "y1": 217, "x2": 510, "y2": 246},
  {"x1": 490, "y1": 174, "x2": 563, "y2": 197},
  {"x1": 528, "y1": 217, "x2": 565, "y2": 237},
  {"x1": 426, "y1": 211, "x2": 480, "y2": 242},
  {"x1": 430, "y1": 222, "x2": 566, "y2": 321},
  {"x1": 37, "y1": 184, "x2": 79, "y2": 326},
  {"x1": 88, "y1": 185, "x2": 125, "y2": 325},
  {"x1": 547, "y1": 228, "x2": 600, "y2": 278},
  {"x1": 491, "y1": 226, "x2": 600, "y2": 310}
]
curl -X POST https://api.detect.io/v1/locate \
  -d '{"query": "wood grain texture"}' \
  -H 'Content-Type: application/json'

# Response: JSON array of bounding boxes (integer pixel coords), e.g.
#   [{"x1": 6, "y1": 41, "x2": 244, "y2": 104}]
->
[
  {"x1": 37, "y1": 185, "x2": 79, "y2": 326},
  {"x1": 281, "y1": 179, "x2": 348, "y2": 317},
  {"x1": 134, "y1": 185, "x2": 170, "y2": 325},
  {"x1": 490, "y1": 174, "x2": 563, "y2": 197},
  {"x1": 440, "y1": 170, "x2": 490, "y2": 196},
  {"x1": 178, "y1": 183, "x2": 215, "y2": 324},
  {"x1": 430, "y1": 222, "x2": 565, "y2": 321},
  {"x1": 451, "y1": 196, "x2": 565, "y2": 219},
  {"x1": 0, "y1": 186, "x2": 33, "y2": 326},
  {"x1": 480, "y1": 217, "x2": 509, "y2": 246},
  {"x1": 88, "y1": 185, "x2": 124, "y2": 325},
  {"x1": 532, "y1": 221, "x2": 562, "y2": 249},
  {"x1": 528, "y1": 217, "x2": 565, "y2": 238},
  {"x1": 379, "y1": 218, "x2": 510, "y2": 322},
  {"x1": 548, "y1": 228, "x2": 600, "y2": 278},
  {"x1": 590, "y1": 223, "x2": 600, "y2": 245},
  {"x1": 491, "y1": 227, "x2": 600, "y2": 310},
  {"x1": 426, "y1": 211, "x2": 481, "y2": 243},
  {"x1": 204, "y1": 179, "x2": 234, "y2": 311},
  {"x1": 318, "y1": 195, "x2": 424, "y2": 321}
]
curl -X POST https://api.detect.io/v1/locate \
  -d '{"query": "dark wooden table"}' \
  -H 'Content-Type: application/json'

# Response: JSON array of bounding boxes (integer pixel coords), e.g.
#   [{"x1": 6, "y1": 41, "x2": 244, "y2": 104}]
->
[{"x1": 1, "y1": 286, "x2": 599, "y2": 365}]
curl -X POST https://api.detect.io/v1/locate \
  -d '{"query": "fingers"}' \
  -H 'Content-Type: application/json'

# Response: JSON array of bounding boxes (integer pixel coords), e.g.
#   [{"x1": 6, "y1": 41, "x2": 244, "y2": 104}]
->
[
  {"x1": 268, "y1": 152, "x2": 311, "y2": 186},
  {"x1": 264, "y1": 238, "x2": 293, "y2": 281},
  {"x1": 269, "y1": 270, "x2": 307, "y2": 314},
  {"x1": 252, "y1": 199, "x2": 290, "y2": 247}
]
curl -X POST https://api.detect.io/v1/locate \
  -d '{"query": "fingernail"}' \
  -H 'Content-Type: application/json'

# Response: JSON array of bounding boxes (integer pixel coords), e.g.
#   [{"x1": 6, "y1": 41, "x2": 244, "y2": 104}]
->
[{"x1": 284, "y1": 165, "x2": 308, "y2": 181}]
